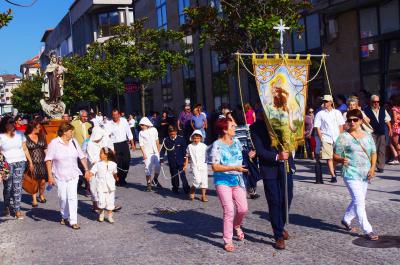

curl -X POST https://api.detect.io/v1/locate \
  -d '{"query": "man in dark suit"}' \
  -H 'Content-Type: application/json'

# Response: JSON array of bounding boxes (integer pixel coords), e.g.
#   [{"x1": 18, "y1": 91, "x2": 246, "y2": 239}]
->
[{"x1": 250, "y1": 117, "x2": 295, "y2": 250}]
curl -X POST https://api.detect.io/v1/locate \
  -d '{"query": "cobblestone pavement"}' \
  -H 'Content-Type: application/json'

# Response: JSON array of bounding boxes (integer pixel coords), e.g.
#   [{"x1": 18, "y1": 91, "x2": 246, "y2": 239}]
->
[{"x1": 1, "y1": 151, "x2": 399, "y2": 265}]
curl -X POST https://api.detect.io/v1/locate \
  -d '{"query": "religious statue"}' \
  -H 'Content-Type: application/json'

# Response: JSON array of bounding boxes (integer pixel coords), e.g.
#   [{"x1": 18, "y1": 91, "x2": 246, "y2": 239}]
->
[{"x1": 40, "y1": 51, "x2": 67, "y2": 119}]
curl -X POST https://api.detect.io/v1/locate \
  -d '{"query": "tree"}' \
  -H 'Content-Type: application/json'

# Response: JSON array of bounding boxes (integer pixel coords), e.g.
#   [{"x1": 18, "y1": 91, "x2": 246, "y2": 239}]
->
[
  {"x1": 63, "y1": 18, "x2": 188, "y2": 115},
  {"x1": 108, "y1": 19, "x2": 188, "y2": 115},
  {"x1": 11, "y1": 75, "x2": 42, "y2": 113},
  {"x1": 0, "y1": 9, "x2": 12, "y2": 29},
  {"x1": 183, "y1": 0, "x2": 311, "y2": 65}
]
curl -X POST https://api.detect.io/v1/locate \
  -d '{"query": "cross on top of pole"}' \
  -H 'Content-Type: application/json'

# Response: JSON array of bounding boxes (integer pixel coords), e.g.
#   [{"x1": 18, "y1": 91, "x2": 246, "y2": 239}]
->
[{"x1": 273, "y1": 19, "x2": 290, "y2": 56}]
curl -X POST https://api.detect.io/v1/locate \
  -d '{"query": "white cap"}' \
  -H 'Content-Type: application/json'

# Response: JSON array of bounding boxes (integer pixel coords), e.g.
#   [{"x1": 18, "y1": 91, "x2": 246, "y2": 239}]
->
[
  {"x1": 190, "y1": 130, "x2": 204, "y2": 141},
  {"x1": 90, "y1": 126, "x2": 105, "y2": 142},
  {"x1": 139, "y1": 117, "x2": 153, "y2": 127}
]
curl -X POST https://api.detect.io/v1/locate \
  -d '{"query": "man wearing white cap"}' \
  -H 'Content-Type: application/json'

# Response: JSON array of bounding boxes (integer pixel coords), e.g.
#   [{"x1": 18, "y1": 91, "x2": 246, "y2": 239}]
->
[
  {"x1": 109, "y1": 109, "x2": 135, "y2": 186},
  {"x1": 139, "y1": 117, "x2": 161, "y2": 192},
  {"x1": 314, "y1": 95, "x2": 345, "y2": 183}
]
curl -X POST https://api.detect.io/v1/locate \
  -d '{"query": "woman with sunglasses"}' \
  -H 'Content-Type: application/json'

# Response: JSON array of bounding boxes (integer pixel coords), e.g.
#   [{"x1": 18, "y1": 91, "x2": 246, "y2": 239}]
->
[{"x1": 333, "y1": 109, "x2": 378, "y2": 241}]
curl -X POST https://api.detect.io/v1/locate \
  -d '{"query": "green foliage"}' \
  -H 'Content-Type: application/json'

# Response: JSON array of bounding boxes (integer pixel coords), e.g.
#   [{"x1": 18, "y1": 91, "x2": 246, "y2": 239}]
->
[
  {"x1": 0, "y1": 9, "x2": 12, "y2": 29},
  {"x1": 183, "y1": 0, "x2": 311, "y2": 64},
  {"x1": 62, "y1": 18, "x2": 187, "y2": 113},
  {"x1": 11, "y1": 75, "x2": 42, "y2": 113}
]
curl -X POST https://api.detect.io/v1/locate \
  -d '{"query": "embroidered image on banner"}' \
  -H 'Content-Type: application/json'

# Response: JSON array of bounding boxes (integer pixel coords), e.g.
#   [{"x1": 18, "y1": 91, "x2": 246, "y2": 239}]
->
[{"x1": 253, "y1": 56, "x2": 311, "y2": 151}]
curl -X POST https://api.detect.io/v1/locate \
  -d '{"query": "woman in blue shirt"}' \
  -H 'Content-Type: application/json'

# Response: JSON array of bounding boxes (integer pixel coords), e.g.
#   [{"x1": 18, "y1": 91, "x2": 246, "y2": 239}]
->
[
  {"x1": 334, "y1": 109, "x2": 378, "y2": 240},
  {"x1": 208, "y1": 117, "x2": 255, "y2": 252}
]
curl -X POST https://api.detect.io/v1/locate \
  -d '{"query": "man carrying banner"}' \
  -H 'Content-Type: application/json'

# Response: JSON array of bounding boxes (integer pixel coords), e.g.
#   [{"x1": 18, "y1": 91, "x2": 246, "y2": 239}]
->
[{"x1": 250, "y1": 113, "x2": 295, "y2": 250}]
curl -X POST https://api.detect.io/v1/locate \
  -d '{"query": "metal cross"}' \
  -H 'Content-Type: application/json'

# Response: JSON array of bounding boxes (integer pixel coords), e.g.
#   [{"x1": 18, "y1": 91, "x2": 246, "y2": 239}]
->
[{"x1": 273, "y1": 19, "x2": 290, "y2": 56}]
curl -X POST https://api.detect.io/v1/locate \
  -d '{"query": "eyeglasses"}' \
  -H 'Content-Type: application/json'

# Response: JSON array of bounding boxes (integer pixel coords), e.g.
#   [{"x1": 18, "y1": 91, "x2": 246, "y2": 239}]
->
[
  {"x1": 347, "y1": 118, "x2": 360, "y2": 123},
  {"x1": 308, "y1": 111, "x2": 314, "y2": 114},
  {"x1": 372, "y1": 101, "x2": 380, "y2": 103}
]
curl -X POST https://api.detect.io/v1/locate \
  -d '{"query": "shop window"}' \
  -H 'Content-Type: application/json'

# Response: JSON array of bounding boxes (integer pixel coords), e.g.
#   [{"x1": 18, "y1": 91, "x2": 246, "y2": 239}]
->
[
  {"x1": 380, "y1": 0, "x2": 400, "y2": 34},
  {"x1": 359, "y1": 7, "x2": 378, "y2": 38}
]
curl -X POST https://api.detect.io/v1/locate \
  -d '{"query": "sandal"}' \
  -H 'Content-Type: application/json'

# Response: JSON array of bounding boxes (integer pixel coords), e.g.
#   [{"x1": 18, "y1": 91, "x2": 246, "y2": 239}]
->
[
  {"x1": 32, "y1": 203, "x2": 38, "y2": 208},
  {"x1": 235, "y1": 227, "x2": 245, "y2": 241},
  {"x1": 38, "y1": 197, "x2": 47, "y2": 203},
  {"x1": 341, "y1": 220, "x2": 352, "y2": 231},
  {"x1": 224, "y1": 243, "x2": 235, "y2": 252},
  {"x1": 200, "y1": 196, "x2": 209, "y2": 202},
  {"x1": 366, "y1": 232, "x2": 379, "y2": 241},
  {"x1": 71, "y1": 224, "x2": 81, "y2": 230},
  {"x1": 60, "y1": 218, "x2": 69, "y2": 225}
]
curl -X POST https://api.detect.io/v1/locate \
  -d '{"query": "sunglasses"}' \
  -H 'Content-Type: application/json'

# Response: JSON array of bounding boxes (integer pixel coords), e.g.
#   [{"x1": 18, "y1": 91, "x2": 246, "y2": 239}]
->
[
  {"x1": 372, "y1": 101, "x2": 380, "y2": 103},
  {"x1": 347, "y1": 118, "x2": 360, "y2": 123}
]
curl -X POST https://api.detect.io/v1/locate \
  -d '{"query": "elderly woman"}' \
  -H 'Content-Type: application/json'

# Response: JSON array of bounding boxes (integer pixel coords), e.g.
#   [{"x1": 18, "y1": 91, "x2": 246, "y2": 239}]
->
[
  {"x1": 343, "y1": 97, "x2": 372, "y2": 132},
  {"x1": 45, "y1": 123, "x2": 89, "y2": 230},
  {"x1": 0, "y1": 117, "x2": 33, "y2": 219},
  {"x1": 25, "y1": 120, "x2": 48, "y2": 207},
  {"x1": 334, "y1": 109, "x2": 378, "y2": 241},
  {"x1": 208, "y1": 118, "x2": 255, "y2": 252}
]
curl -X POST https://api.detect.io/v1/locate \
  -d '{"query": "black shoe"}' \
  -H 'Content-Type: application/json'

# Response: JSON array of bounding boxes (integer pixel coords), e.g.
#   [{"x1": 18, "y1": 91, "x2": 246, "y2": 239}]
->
[
  {"x1": 376, "y1": 168, "x2": 384, "y2": 173},
  {"x1": 330, "y1": 177, "x2": 337, "y2": 183},
  {"x1": 315, "y1": 181, "x2": 324, "y2": 184},
  {"x1": 172, "y1": 188, "x2": 179, "y2": 194}
]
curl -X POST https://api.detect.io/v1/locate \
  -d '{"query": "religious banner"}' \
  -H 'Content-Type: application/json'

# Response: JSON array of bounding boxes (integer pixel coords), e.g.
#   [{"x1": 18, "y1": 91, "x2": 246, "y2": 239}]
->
[{"x1": 252, "y1": 55, "x2": 311, "y2": 151}]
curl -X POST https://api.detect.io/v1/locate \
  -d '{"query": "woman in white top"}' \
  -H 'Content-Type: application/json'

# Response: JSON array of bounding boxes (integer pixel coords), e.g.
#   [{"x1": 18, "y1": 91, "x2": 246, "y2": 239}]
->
[
  {"x1": 0, "y1": 117, "x2": 33, "y2": 219},
  {"x1": 139, "y1": 117, "x2": 161, "y2": 192}
]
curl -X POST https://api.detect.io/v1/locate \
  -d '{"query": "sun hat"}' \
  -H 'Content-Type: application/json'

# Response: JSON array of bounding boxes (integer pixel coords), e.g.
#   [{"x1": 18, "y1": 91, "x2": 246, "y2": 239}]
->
[
  {"x1": 190, "y1": 130, "x2": 204, "y2": 141},
  {"x1": 139, "y1": 117, "x2": 153, "y2": 127},
  {"x1": 322, "y1": 95, "x2": 333, "y2": 102},
  {"x1": 90, "y1": 126, "x2": 105, "y2": 142}
]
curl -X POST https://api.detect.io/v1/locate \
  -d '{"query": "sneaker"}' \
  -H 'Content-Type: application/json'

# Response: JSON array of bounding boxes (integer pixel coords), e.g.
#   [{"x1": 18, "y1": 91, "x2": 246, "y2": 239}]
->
[
  {"x1": 388, "y1": 160, "x2": 399, "y2": 165},
  {"x1": 330, "y1": 177, "x2": 337, "y2": 183},
  {"x1": 15, "y1": 211, "x2": 24, "y2": 220},
  {"x1": 107, "y1": 216, "x2": 115, "y2": 224},
  {"x1": 2, "y1": 207, "x2": 10, "y2": 217},
  {"x1": 98, "y1": 211, "x2": 105, "y2": 222}
]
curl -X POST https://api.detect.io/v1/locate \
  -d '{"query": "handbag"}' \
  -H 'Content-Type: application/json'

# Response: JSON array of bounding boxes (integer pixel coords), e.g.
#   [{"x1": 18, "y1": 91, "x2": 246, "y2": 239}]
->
[
  {"x1": 22, "y1": 168, "x2": 39, "y2": 194},
  {"x1": 0, "y1": 153, "x2": 10, "y2": 181}
]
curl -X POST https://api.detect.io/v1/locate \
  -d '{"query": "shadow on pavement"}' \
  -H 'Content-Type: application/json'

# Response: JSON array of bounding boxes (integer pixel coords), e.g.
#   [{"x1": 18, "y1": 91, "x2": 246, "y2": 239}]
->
[
  {"x1": 253, "y1": 211, "x2": 353, "y2": 236},
  {"x1": 353, "y1": 236, "x2": 400, "y2": 248},
  {"x1": 26, "y1": 207, "x2": 60, "y2": 223},
  {"x1": 148, "y1": 209, "x2": 275, "y2": 248}
]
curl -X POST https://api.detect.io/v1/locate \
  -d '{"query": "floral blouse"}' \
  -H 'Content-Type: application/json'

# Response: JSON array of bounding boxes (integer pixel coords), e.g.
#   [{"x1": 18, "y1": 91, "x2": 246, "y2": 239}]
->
[{"x1": 334, "y1": 132, "x2": 376, "y2": 181}]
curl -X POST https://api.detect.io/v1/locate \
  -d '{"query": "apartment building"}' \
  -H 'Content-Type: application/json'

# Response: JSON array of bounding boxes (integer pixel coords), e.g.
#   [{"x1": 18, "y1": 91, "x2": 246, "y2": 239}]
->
[
  {"x1": 0, "y1": 74, "x2": 21, "y2": 114},
  {"x1": 20, "y1": 54, "x2": 41, "y2": 79}
]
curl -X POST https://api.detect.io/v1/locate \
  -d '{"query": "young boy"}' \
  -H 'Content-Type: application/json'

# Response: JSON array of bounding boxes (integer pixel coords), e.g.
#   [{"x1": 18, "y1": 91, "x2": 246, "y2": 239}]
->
[
  {"x1": 183, "y1": 130, "x2": 209, "y2": 202},
  {"x1": 139, "y1": 117, "x2": 161, "y2": 192},
  {"x1": 160, "y1": 125, "x2": 190, "y2": 195}
]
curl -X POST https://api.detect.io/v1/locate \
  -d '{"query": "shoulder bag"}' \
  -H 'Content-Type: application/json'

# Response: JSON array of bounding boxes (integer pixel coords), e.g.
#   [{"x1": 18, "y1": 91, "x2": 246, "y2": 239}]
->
[{"x1": 22, "y1": 168, "x2": 39, "y2": 194}]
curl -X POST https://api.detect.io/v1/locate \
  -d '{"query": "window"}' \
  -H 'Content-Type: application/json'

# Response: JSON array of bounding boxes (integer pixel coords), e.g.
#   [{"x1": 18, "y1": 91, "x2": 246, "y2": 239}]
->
[
  {"x1": 380, "y1": 0, "x2": 400, "y2": 34},
  {"x1": 209, "y1": 0, "x2": 222, "y2": 13},
  {"x1": 183, "y1": 54, "x2": 195, "y2": 79},
  {"x1": 98, "y1": 11, "x2": 120, "y2": 37},
  {"x1": 183, "y1": 35, "x2": 193, "y2": 54},
  {"x1": 306, "y1": 14, "x2": 320, "y2": 50},
  {"x1": 359, "y1": 7, "x2": 378, "y2": 38},
  {"x1": 178, "y1": 0, "x2": 190, "y2": 25},
  {"x1": 156, "y1": 0, "x2": 168, "y2": 29},
  {"x1": 293, "y1": 18, "x2": 306, "y2": 52},
  {"x1": 389, "y1": 40, "x2": 400, "y2": 71},
  {"x1": 211, "y1": 51, "x2": 227, "y2": 73},
  {"x1": 161, "y1": 66, "x2": 172, "y2": 101}
]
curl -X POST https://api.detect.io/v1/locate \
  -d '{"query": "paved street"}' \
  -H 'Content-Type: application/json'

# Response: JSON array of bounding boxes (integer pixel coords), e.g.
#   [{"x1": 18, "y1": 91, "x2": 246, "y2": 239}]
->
[{"x1": 1, "y1": 150, "x2": 399, "y2": 265}]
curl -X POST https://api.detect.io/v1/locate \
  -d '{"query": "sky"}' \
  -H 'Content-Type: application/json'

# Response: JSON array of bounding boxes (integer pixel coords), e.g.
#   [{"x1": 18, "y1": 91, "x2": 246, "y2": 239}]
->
[{"x1": 0, "y1": 0, "x2": 73, "y2": 75}]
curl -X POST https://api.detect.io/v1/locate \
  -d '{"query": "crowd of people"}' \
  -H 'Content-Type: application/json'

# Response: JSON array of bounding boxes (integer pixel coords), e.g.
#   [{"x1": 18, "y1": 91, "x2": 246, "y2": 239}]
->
[{"x1": 1, "y1": 95, "x2": 398, "y2": 251}]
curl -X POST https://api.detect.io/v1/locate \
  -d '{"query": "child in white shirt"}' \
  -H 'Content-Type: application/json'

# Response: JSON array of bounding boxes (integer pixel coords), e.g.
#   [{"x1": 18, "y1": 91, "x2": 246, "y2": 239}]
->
[
  {"x1": 87, "y1": 147, "x2": 118, "y2": 223},
  {"x1": 139, "y1": 117, "x2": 161, "y2": 192},
  {"x1": 184, "y1": 130, "x2": 209, "y2": 202}
]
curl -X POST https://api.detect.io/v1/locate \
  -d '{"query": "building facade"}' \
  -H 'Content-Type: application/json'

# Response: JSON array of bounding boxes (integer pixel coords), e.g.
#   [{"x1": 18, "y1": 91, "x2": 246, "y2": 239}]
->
[
  {"x1": 0, "y1": 74, "x2": 21, "y2": 114},
  {"x1": 20, "y1": 54, "x2": 41, "y2": 79},
  {"x1": 293, "y1": 0, "x2": 400, "y2": 106}
]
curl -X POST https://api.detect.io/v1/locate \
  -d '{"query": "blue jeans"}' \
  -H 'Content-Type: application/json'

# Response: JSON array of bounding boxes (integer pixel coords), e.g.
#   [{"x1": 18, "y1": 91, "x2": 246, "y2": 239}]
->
[{"x1": 3, "y1": 161, "x2": 27, "y2": 213}]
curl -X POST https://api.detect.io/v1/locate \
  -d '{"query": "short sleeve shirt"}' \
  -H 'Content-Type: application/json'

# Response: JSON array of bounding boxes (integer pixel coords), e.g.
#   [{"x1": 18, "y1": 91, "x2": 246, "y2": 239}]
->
[
  {"x1": 0, "y1": 132, "x2": 27, "y2": 163},
  {"x1": 207, "y1": 138, "x2": 243, "y2": 186},
  {"x1": 192, "y1": 115, "x2": 206, "y2": 129},
  {"x1": 139, "y1": 127, "x2": 159, "y2": 155},
  {"x1": 314, "y1": 109, "x2": 345, "y2": 143},
  {"x1": 334, "y1": 132, "x2": 376, "y2": 181},
  {"x1": 90, "y1": 161, "x2": 117, "y2": 192}
]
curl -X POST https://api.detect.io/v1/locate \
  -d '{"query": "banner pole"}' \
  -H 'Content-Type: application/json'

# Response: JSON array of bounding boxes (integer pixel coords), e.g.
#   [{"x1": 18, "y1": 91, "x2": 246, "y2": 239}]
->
[{"x1": 284, "y1": 160, "x2": 289, "y2": 225}]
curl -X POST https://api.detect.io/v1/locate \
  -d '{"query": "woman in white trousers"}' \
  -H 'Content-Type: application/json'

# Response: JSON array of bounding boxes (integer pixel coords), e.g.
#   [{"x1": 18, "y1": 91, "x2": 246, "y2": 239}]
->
[
  {"x1": 46, "y1": 123, "x2": 89, "y2": 230},
  {"x1": 334, "y1": 109, "x2": 378, "y2": 240}
]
